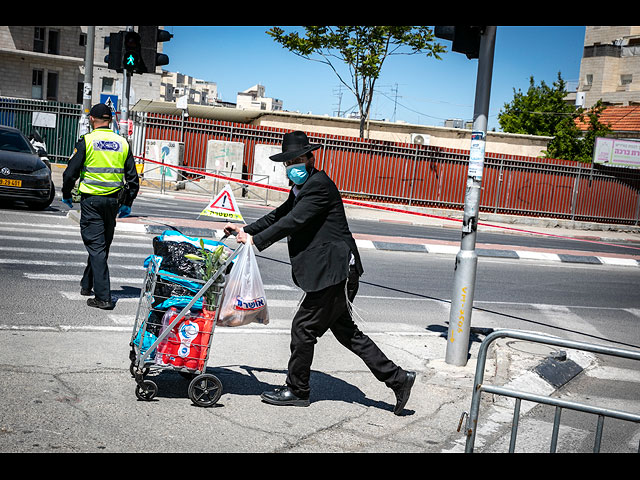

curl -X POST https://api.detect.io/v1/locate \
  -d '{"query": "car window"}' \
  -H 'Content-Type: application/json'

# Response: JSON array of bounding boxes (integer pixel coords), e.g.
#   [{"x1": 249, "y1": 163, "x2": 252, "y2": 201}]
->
[{"x1": 0, "y1": 130, "x2": 34, "y2": 154}]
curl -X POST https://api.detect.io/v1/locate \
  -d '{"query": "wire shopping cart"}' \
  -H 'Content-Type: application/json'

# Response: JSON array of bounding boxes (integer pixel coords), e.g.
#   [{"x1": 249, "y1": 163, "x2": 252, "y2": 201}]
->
[{"x1": 128, "y1": 233, "x2": 244, "y2": 407}]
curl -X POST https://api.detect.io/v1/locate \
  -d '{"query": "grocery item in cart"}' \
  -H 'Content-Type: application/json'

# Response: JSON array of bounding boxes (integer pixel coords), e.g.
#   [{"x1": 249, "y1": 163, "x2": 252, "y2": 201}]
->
[
  {"x1": 155, "y1": 307, "x2": 215, "y2": 371},
  {"x1": 218, "y1": 242, "x2": 269, "y2": 327}
]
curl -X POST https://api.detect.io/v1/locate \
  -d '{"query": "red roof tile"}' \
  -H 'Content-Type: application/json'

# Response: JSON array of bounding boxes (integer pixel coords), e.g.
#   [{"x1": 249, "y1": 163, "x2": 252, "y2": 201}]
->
[{"x1": 575, "y1": 105, "x2": 640, "y2": 132}]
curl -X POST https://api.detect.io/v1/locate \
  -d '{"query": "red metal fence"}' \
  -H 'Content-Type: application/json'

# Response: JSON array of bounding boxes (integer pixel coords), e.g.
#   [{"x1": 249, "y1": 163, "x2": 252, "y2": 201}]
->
[{"x1": 139, "y1": 113, "x2": 640, "y2": 225}]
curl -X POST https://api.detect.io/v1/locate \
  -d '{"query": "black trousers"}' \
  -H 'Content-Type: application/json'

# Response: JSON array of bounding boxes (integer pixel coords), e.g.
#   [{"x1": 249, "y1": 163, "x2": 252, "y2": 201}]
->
[
  {"x1": 79, "y1": 193, "x2": 119, "y2": 302},
  {"x1": 286, "y1": 265, "x2": 406, "y2": 399}
]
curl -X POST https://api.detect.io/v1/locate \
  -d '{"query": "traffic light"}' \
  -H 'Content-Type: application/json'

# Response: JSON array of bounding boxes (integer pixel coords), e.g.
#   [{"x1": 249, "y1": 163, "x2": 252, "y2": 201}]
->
[
  {"x1": 104, "y1": 31, "x2": 124, "y2": 72},
  {"x1": 138, "y1": 26, "x2": 173, "y2": 73},
  {"x1": 434, "y1": 26, "x2": 485, "y2": 59},
  {"x1": 122, "y1": 31, "x2": 143, "y2": 72}
]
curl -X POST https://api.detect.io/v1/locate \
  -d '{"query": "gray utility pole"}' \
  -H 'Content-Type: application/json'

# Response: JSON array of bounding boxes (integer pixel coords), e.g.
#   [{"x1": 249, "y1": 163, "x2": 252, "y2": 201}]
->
[
  {"x1": 119, "y1": 26, "x2": 134, "y2": 139},
  {"x1": 445, "y1": 26, "x2": 497, "y2": 366},
  {"x1": 78, "y1": 26, "x2": 95, "y2": 138}
]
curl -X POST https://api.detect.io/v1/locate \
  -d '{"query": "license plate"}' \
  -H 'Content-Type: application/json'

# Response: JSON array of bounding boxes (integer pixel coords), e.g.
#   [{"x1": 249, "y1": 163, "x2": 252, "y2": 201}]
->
[{"x1": 0, "y1": 178, "x2": 21, "y2": 187}]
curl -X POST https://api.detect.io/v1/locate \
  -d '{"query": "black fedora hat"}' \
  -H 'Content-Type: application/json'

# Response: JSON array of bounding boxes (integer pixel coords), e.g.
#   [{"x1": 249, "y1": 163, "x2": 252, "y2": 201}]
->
[{"x1": 269, "y1": 131, "x2": 321, "y2": 163}]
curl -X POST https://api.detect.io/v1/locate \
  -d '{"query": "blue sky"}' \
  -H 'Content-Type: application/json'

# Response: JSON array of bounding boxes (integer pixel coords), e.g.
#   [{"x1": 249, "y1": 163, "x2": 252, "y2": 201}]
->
[{"x1": 161, "y1": 26, "x2": 586, "y2": 132}]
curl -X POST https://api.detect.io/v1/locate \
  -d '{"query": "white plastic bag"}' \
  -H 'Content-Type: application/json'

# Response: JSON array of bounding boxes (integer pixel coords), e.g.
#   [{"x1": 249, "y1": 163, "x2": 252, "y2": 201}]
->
[{"x1": 218, "y1": 242, "x2": 269, "y2": 327}]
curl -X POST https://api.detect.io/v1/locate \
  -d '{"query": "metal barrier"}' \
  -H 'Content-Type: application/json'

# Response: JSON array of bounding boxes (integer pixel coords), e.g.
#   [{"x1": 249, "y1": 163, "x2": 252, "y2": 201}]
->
[
  {"x1": 463, "y1": 329, "x2": 640, "y2": 453},
  {"x1": 0, "y1": 96, "x2": 81, "y2": 163},
  {"x1": 138, "y1": 112, "x2": 640, "y2": 225}
]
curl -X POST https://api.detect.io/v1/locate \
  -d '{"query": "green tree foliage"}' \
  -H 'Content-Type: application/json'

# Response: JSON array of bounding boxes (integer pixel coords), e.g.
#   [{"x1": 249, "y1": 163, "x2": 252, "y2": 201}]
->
[
  {"x1": 267, "y1": 26, "x2": 446, "y2": 138},
  {"x1": 498, "y1": 74, "x2": 612, "y2": 162},
  {"x1": 497, "y1": 73, "x2": 574, "y2": 136}
]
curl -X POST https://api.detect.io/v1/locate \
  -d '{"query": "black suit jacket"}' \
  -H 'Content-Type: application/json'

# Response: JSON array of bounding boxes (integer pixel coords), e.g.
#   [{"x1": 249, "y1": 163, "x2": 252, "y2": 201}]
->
[{"x1": 243, "y1": 169, "x2": 363, "y2": 293}]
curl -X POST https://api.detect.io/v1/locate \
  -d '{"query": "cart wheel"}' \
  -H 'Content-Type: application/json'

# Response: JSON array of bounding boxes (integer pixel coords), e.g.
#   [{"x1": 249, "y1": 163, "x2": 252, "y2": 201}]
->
[
  {"x1": 135, "y1": 380, "x2": 158, "y2": 401},
  {"x1": 188, "y1": 374, "x2": 222, "y2": 407},
  {"x1": 130, "y1": 361, "x2": 150, "y2": 378}
]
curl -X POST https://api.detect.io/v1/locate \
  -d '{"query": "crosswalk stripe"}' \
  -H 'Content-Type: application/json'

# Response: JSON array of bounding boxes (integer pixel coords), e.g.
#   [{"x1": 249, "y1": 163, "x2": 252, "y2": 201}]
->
[
  {"x1": 0, "y1": 230, "x2": 152, "y2": 241},
  {"x1": 0, "y1": 258, "x2": 144, "y2": 269},
  {"x1": 0, "y1": 246, "x2": 147, "y2": 258},
  {"x1": 0, "y1": 235, "x2": 151, "y2": 248}
]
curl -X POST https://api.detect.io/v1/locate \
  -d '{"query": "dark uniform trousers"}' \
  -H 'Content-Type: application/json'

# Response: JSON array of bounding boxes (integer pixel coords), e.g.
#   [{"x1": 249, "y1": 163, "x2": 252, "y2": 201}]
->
[
  {"x1": 286, "y1": 264, "x2": 406, "y2": 399},
  {"x1": 79, "y1": 192, "x2": 120, "y2": 301}
]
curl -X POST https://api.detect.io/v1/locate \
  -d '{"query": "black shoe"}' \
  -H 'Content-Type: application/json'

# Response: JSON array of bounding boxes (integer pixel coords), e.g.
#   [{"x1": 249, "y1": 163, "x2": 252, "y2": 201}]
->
[
  {"x1": 260, "y1": 386, "x2": 310, "y2": 407},
  {"x1": 87, "y1": 297, "x2": 115, "y2": 310},
  {"x1": 80, "y1": 288, "x2": 93, "y2": 296},
  {"x1": 393, "y1": 371, "x2": 416, "y2": 415}
]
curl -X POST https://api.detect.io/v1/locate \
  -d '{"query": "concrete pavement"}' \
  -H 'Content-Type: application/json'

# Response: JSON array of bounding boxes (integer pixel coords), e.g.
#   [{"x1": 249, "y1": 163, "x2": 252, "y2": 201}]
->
[{"x1": 7, "y1": 164, "x2": 631, "y2": 453}]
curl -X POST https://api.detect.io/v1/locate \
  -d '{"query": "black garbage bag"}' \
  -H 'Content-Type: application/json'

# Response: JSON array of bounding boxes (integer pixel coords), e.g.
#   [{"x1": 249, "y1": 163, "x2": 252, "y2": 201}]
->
[{"x1": 152, "y1": 238, "x2": 202, "y2": 278}]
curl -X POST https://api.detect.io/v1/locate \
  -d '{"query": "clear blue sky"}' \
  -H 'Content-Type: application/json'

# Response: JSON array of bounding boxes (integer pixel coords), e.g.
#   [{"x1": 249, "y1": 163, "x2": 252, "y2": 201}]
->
[{"x1": 161, "y1": 26, "x2": 586, "y2": 132}]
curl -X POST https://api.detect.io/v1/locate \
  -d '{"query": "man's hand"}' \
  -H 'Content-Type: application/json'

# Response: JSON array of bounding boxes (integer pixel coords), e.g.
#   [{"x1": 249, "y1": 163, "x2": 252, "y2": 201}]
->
[
  {"x1": 223, "y1": 222, "x2": 243, "y2": 237},
  {"x1": 62, "y1": 197, "x2": 73, "y2": 208},
  {"x1": 223, "y1": 222, "x2": 252, "y2": 244},
  {"x1": 118, "y1": 205, "x2": 131, "y2": 218}
]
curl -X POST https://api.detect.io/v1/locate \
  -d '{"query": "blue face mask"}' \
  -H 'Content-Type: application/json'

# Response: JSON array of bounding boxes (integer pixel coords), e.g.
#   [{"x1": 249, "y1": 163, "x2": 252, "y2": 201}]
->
[{"x1": 286, "y1": 164, "x2": 309, "y2": 185}]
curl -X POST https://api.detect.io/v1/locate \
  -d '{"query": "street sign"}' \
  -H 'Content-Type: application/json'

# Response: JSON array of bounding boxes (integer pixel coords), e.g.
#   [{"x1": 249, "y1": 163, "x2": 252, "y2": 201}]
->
[
  {"x1": 100, "y1": 94, "x2": 118, "y2": 113},
  {"x1": 199, "y1": 184, "x2": 244, "y2": 222}
]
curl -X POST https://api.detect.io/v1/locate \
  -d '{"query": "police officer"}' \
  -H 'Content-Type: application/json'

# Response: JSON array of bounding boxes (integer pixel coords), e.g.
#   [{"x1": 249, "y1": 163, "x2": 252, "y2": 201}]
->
[{"x1": 62, "y1": 103, "x2": 139, "y2": 310}]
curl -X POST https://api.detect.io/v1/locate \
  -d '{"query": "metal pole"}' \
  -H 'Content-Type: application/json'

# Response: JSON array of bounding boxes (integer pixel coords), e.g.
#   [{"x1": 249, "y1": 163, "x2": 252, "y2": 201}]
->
[
  {"x1": 78, "y1": 26, "x2": 95, "y2": 138},
  {"x1": 445, "y1": 26, "x2": 496, "y2": 366},
  {"x1": 119, "y1": 26, "x2": 134, "y2": 139}
]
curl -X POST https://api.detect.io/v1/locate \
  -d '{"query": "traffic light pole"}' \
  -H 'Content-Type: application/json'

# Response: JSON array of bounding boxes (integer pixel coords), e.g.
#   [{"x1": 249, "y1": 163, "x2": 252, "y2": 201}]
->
[
  {"x1": 119, "y1": 26, "x2": 134, "y2": 139},
  {"x1": 445, "y1": 26, "x2": 496, "y2": 366},
  {"x1": 79, "y1": 26, "x2": 95, "y2": 138}
]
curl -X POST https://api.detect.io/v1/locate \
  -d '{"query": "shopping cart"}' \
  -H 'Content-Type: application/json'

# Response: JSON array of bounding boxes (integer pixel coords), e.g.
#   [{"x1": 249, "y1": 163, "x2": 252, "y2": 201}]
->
[{"x1": 128, "y1": 232, "x2": 244, "y2": 407}]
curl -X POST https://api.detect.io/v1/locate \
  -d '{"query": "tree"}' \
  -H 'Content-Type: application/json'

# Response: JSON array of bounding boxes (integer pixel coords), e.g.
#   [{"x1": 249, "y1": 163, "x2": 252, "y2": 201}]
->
[
  {"x1": 498, "y1": 74, "x2": 612, "y2": 162},
  {"x1": 497, "y1": 72, "x2": 575, "y2": 136},
  {"x1": 267, "y1": 26, "x2": 446, "y2": 138},
  {"x1": 546, "y1": 100, "x2": 612, "y2": 162}
]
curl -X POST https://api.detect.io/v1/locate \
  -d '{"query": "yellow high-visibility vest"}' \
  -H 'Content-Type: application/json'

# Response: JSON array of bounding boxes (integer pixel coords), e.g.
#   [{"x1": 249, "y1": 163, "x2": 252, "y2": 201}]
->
[{"x1": 78, "y1": 128, "x2": 128, "y2": 195}]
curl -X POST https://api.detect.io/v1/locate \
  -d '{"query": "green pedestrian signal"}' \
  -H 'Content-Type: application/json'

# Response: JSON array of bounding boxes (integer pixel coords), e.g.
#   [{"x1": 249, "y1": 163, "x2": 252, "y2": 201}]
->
[{"x1": 122, "y1": 31, "x2": 143, "y2": 72}]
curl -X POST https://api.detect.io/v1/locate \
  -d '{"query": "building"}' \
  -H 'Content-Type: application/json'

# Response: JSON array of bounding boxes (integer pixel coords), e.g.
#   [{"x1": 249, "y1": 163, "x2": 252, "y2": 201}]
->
[
  {"x1": 576, "y1": 26, "x2": 640, "y2": 109},
  {"x1": 160, "y1": 71, "x2": 221, "y2": 106},
  {"x1": 0, "y1": 26, "x2": 165, "y2": 110},
  {"x1": 236, "y1": 84, "x2": 282, "y2": 111}
]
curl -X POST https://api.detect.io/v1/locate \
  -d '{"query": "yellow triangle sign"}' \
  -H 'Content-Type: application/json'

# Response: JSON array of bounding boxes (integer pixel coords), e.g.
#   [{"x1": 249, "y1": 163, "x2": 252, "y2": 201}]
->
[{"x1": 199, "y1": 184, "x2": 244, "y2": 222}]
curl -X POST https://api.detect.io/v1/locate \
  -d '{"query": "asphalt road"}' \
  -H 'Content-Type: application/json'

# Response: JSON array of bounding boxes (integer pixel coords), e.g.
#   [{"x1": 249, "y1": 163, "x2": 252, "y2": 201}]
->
[{"x1": 1, "y1": 195, "x2": 639, "y2": 454}]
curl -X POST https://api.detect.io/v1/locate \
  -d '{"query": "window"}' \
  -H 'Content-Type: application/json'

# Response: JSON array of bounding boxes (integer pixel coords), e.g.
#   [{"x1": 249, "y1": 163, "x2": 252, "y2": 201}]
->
[
  {"x1": 46, "y1": 71, "x2": 58, "y2": 101},
  {"x1": 102, "y1": 77, "x2": 115, "y2": 94},
  {"x1": 34, "y1": 27, "x2": 45, "y2": 53},
  {"x1": 77, "y1": 82, "x2": 84, "y2": 104},
  {"x1": 79, "y1": 33, "x2": 87, "y2": 47},
  {"x1": 621, "y1": 74, "x2": 633, "y2": 86},
  {"x1": 47, "y1": 30, "x2": 59, "y2": 55},
  {"x1": 32, "y1": 69, "x2": 43, "y2": 99},
  {"x1": 585, "y1": 74, "x2": 593, "y2": 86}
]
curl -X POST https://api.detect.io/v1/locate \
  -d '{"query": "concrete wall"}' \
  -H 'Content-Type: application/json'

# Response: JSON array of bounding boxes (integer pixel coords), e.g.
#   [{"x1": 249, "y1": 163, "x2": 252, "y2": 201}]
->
[{"x1": 253, "y1": 111, "x2": 552, "y2": 158}]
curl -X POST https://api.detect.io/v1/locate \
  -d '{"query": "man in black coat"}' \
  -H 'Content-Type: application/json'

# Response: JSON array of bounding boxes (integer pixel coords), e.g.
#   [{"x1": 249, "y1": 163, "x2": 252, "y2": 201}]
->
[{"x1": 224, "y1": 131, "x2": 415, "y2": 415}]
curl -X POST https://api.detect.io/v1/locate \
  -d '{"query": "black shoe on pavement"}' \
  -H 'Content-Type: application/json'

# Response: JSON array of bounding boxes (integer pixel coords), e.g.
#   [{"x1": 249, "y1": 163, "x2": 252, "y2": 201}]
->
[
  {"x1": 87, "y1": 297, "x2": 115, "y2": 310},
  {"x1": 260, "y1": 386, "x2": 310, "y2": 407},
  {"x1": 80, "y1": 288, "x2": 93, "y2": 296},
  {"x1": 393, "y1": 371, "x2": 416, "y2": 415}
]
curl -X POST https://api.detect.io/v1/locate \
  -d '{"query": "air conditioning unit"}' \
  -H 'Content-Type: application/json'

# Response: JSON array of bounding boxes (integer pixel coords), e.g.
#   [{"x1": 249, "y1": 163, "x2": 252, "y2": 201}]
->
[{"x1": 410, "y1": 133, "x2": 430, "y2": 145}]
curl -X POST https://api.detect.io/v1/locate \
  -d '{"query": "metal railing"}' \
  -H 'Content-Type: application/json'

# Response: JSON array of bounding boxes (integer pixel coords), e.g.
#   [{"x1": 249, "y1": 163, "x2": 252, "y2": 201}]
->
[
  {"x1": 138, "y1": 112, "x2": 640, "y2": 225},
  {"x1": 0, "y1": 96, "x2": 81, "y2": 163},
  {"x1": 463, "y1": 329, "x2": 640, "y2": 453}
]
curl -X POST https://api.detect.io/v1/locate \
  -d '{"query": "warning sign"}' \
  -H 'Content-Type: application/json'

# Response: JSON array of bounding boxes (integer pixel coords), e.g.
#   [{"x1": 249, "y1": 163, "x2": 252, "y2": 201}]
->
[{"x1": 199, "y1": 184, "x2": 244, "y2": 222}]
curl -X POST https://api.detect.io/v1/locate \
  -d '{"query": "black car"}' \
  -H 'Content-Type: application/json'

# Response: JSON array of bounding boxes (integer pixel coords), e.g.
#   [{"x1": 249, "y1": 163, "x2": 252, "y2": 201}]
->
[{"x1": 0, "y1": 125, "x2": 55, "y2": 210}]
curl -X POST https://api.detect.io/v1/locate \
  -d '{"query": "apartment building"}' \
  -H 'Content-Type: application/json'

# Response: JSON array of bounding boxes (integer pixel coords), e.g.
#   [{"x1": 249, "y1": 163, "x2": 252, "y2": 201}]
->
[
  {"x1": 577, "y1": 26, "x2": 640, "y2": 108},
  {"x1": 236, "y1": 84, "x2": 282, "y2": 111},
  {"x1": 0, "y1": 26, "x2": 164, "y2": 109},
  {"x1": 160, "y1": 70, "x2": 221, "y2": 106}
]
